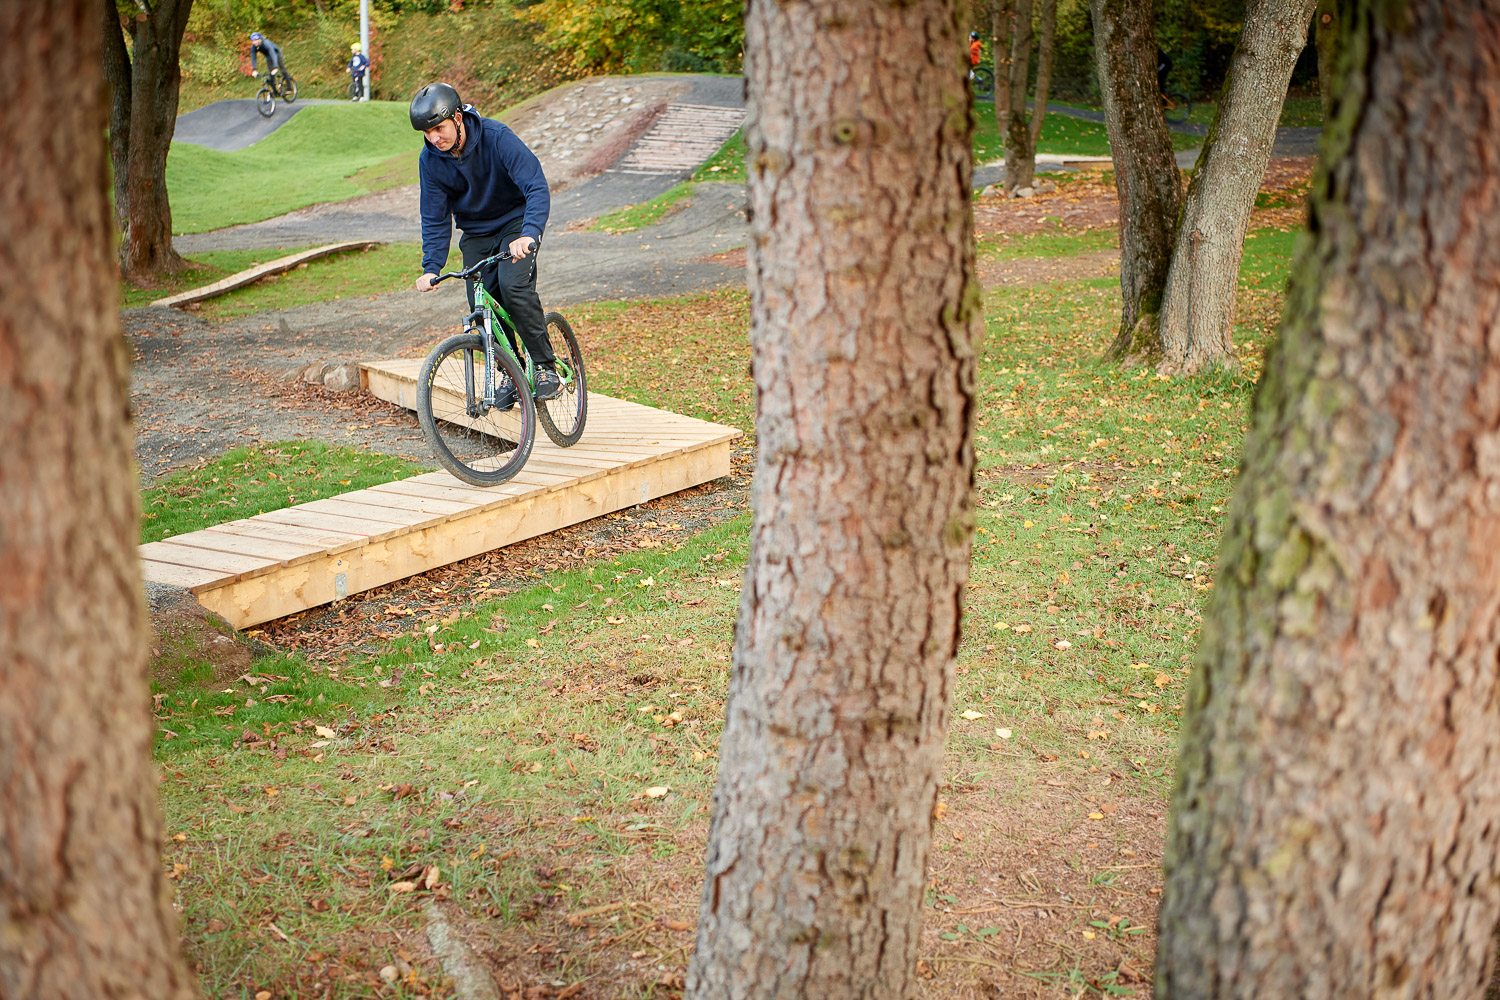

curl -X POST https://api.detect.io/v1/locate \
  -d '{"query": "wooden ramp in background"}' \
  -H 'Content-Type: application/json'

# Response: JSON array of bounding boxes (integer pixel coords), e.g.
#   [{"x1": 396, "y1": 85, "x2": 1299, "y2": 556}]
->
[{"x1": 139, "y1": 359, "x2": 741, "y2": 629}]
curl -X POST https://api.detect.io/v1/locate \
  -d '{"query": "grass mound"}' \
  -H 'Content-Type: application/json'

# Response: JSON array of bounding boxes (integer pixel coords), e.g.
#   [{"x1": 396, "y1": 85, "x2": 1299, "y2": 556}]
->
[{"x1": 167, "y1": 102, "x2": 419, "y2": 233}]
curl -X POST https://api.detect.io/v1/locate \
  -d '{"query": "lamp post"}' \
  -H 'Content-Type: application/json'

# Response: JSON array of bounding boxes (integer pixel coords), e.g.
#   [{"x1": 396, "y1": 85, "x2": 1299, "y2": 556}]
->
[{"x1": 360, "y1": 0, "x2": 370, "y2": 100}]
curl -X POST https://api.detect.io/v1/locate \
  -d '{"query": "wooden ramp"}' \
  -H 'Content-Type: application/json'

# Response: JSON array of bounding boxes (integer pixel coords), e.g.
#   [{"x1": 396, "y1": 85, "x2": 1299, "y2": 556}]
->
[{"x1": 139, "y1": 359, "x2": 741, "y2": 629}]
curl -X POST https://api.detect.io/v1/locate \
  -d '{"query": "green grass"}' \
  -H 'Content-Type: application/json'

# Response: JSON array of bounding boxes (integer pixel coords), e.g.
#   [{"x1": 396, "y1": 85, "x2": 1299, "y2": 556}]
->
[
  {"x1": 141, "y1": 441, "x2": 427, "y2": 544},
  {"x1": 691, "y1": 127, "x2": 747, "y2": 183},
  {"x1": 979, "y1": 226, "x2": 1119, "y2": 261},
  {"x1": 166, "y1": 103, "x2": 420, "y2": 233},
  {"x1": 593, "y1": 181, "x2": 697, "y2": 233},
  {"x1": 121, "y1": 242, "x2": 423, "y2": 315},
  {"x1": 150, "y1": 220, "x2": 1299, "y2": 997},
  {"x1": 973, "y1": 102, "x2": 1202, "y2": 162}
]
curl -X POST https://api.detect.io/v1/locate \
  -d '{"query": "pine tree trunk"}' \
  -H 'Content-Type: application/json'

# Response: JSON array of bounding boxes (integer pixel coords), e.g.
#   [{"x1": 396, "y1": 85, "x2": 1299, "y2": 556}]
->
[
  {"x1": 1090, "y1": 0, "x2": 1181, "y2": 362},
  {"x1": 992, "y1": 0, "x2": 1015, "y2": 138},
  {"x1": 1158, "y1": 2, "x2": 1500, "y2": 997},
  {"x1": 1156, "y1": 0, "x2": 1317, "y2": 374},
  {"x1": 0, "y1": 3, "x2": 197, "y2": 999},
  {"x1": 1028, "y1": 0, "x2": 1057, "y2": 150},
  {"x1": 683, "y1": 0, "x2": 978, "y2": 995},
  {"x1": 116, "y1": 0, "x2": 194, "y2": 281},
  {"x1": 1004, "y1": 0, "x2": 1036, "y2": 192}
]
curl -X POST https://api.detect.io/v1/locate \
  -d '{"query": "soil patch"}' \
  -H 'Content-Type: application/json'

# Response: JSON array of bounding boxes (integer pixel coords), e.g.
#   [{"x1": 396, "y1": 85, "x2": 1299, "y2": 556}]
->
[{"x1": 978, "y1": 250, "x2": 1118, "y2": 290}]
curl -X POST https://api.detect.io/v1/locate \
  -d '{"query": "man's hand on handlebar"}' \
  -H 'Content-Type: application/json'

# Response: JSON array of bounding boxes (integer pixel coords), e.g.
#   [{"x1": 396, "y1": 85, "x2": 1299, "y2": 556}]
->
[
  {"x1": 416, "y1": 273, "x2": 438, "y2": 292},
  {"x1": 509, "y1": 236, "x2": 535, "y2": 260}
]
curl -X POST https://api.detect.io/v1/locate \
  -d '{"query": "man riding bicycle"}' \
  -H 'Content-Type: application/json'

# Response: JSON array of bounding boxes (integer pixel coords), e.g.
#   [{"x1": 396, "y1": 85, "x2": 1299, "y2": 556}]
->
[
  {"x1": 410, "y1": 82, "x2": 559, "y2": 408},
  {"x1": 249, "y1": 32, "x2": 286, "y2": 83},
  {"x1": 348, "y1": 43, "x2": 369, "y2": 100}
]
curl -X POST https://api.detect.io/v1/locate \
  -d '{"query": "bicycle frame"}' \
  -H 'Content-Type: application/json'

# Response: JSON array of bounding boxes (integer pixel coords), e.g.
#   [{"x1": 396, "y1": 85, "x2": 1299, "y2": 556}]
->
[{"x1": 456, "y1": 267, "x2": 575, "y2": 411}]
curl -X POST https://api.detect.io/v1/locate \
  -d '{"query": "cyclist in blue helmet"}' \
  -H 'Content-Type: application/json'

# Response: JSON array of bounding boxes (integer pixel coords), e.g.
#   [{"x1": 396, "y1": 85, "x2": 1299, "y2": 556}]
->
[
  {"x1": 249, "y1": 32, "x2": 285, "y2": 80},
  {"x1": 410, "y1": 83, "x2": 560, "y2": 407}
]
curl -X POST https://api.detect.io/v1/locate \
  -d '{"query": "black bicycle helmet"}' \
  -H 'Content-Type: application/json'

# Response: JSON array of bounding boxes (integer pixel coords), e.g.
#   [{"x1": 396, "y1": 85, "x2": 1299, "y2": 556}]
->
[
  {"x1": 970, "y1": 30, "x2": 980, "y2": 39},
  {"x1": 410, "y1": 83, "x2": 462, "y2": 130}
]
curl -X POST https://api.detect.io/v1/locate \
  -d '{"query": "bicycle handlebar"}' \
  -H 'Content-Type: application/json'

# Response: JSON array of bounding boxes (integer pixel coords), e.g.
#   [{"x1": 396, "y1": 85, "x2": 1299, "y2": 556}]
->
[{"x1": 433, "y1": 250, "x2": 516, "y2": 285}]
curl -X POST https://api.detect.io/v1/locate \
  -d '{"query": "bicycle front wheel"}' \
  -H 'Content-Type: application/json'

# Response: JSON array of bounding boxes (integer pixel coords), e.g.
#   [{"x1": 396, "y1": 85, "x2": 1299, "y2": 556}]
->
[
  {"x1": 348, "y1": 79, "x2": 361, "y2": 101},
  {"x1": 417, "y1": 333, "x2": 537, "y2": 487},
  {"x1": 970, "y1": 66, "x2": 994, "y2": 99},
  {"x1": 280, "y1": 75, "x2": 298, "y2": 102},
  {"x1": 1162, "y1": 91, "x2": 1191, "y2": 125},
  {"x1": 534, "y1": 312, "x2": 588, "y2": 448},
  {"x1": 257, "y1": 87, "x2": 275, "y2": 117}
]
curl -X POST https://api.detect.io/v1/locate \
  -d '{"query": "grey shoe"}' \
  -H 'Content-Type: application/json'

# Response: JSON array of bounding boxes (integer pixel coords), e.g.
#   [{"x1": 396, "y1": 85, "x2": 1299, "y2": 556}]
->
[{"x1": 533, "y1": 365, "x2": 562, "y2": 402}]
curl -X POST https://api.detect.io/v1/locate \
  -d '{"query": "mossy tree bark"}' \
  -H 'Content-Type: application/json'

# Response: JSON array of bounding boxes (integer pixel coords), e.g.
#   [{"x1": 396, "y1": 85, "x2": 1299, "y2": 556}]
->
[
  {"x1": 1090, "y1": 0, "x2": 1181, "y2": 362},
  {"x1": 1026, "y1": 0, "x2": 1057, "y2": 152},
  {"x1": 0, "y1": 3, "x2": 197, "y2": 999},
  {"x1": 1314, "y1": 0, "x2": 1346, "y2": 123},
  {"x1": 1158, "y1": 2, "x2": 1500, "y2": 996},
  {"x1": 683, "y1": 0, "x2": 979, "y2": 996},
  {"x1": 991, "y1": 0, "x2": 1015, "y2": 138},
  {"x1": 1156, "y1": 0, "x2": 1317, "y2": 374},
  {"x1": 102, "y1": 0, "x2": 195, "y2": 282},
  {"x1": 1003, "y1": 0, "x2": 1036, "y2": 192}
]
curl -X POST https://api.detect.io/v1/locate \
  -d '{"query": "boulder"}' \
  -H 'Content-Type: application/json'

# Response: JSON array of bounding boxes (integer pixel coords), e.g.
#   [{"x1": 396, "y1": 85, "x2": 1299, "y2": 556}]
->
[{"x1": 322, "y1": 362, "x2": 362, "y2": 392}]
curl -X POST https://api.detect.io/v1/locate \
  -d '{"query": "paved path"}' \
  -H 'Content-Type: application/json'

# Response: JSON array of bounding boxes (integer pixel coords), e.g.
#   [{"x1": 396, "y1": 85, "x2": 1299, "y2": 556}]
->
[{"x1": 173, "y1": 98, "x2": 343, "y2": 152}]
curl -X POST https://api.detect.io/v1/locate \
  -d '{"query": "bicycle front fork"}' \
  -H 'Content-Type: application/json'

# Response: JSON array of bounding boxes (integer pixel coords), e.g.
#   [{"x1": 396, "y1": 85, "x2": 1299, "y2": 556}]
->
[{"x1": 462, "y1": 309, "x2": 498, "y2": 417}]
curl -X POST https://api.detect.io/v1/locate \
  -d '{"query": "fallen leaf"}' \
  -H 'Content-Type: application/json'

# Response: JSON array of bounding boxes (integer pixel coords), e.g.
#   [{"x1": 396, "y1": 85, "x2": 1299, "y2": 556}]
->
[
  {"x1": 1154, "y1": 673, "x2": 1173, "y2": 688},
  {"x1": 644, "y1": 786, "x2": 670, "y2": 798},
  {"x1": 389, "y1": 882, "x2": 417, "y2": 894},
  {"x1": 1054, "y1": 640, "x2": 1072, "y2": 650},
  {"x1": 995, "y1": 727, "x2": 1013, "y2": 739},
  {"x1": 960, "y1": 710, "x2": 986, "y2": 721},
  {"x1": 1088, "y1": 812, "x2": 1105, "y2": 820},
  {"x1": 314, "y1": 725, "x2": 337, "y2": 739}
]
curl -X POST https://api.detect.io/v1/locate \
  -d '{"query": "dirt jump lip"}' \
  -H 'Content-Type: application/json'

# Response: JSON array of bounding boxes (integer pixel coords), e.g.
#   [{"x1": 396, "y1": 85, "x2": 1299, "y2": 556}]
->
[{"x1": 174, "y1": 98, "x2": 340, "y2": 152}]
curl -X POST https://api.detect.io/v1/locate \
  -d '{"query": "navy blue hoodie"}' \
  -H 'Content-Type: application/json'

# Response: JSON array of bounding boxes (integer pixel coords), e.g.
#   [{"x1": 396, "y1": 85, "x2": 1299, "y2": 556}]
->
[{"x1": 419, "y1": 107, "x2": 550, "y2": 275}]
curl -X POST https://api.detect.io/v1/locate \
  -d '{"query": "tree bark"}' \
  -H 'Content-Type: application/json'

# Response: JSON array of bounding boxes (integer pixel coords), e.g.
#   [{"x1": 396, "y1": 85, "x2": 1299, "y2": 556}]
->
[
  {"x1": 1090, "y1": 0, "x2": 1181, "y2": 362},
  {"x1": 1156, "y1": 0, "x2": 1317, "y2": 374},
  {"x1": 683, "y1": 0, "x2": 978, "y2": 996},
  {"x1": 109, "y1": 0, "x2": 195, "y2": 281},
  {"x1": 1004, "y1": 0, "x2": 1036, "y2": 192},
  {"x1": 991, "y1": 0, "x2": 1015, "y2": 138},
  {"x1": 1158, "y1": 2, "x2": 1500, "y2": 997},
  {"x1": 1027, "y1": 0, "x2": 1057, "y2": 150},
  {"x1": 1314, "y1": 0, "x2": 1343, "y2": 123},
  {"x1": 101, "y1": 0, "x2": 132, "y2": 231},
  {"x1": 0, "y1": 3, "x2": 198, "y2": 999}
]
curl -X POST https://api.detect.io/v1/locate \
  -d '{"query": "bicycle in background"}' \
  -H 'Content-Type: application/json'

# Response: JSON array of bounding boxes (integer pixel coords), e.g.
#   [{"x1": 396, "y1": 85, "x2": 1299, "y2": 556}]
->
[{"x1": 256, "y1": 69, "x2": 298, "y2": 118}]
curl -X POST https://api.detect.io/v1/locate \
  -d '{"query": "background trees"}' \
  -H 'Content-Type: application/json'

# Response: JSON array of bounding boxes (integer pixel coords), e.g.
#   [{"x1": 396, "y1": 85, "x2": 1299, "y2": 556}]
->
[
  {"x1": 1157, "y1": 1, "x2": 1500, "y2": 995},
  {"x1": 1090, "y1": 0, "x2": 1182, "y2": 360},
  {"x1": 683, "y1": 0, "x2": 978, "y2": 994},
  {"x1": 1156, "y1": 0, "x2": 1317, "y2": 373},
  {"x1": 1, "y1": 2, "x2": 197, "y2": 996},
  {"x1": 103, "y1": 0, "x2": 196, "y2": 282}
]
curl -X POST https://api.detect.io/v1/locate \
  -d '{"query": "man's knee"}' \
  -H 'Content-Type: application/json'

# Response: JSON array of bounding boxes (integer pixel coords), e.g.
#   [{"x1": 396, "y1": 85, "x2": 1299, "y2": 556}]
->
[{"x1": 498, "y1": 262, "x2": 538, "y2": 297}]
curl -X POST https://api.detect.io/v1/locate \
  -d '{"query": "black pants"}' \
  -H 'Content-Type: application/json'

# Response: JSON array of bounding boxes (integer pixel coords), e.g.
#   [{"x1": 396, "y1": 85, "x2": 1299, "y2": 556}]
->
[{"x1": 458, "y1": 224, "x2": 554, "y2": 367}]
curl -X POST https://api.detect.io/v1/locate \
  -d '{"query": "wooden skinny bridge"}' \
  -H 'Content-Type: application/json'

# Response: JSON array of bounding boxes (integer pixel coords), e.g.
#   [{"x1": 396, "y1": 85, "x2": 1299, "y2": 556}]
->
[{"x1": 139, "y1": 359, "x2": 741, "y2": 628}]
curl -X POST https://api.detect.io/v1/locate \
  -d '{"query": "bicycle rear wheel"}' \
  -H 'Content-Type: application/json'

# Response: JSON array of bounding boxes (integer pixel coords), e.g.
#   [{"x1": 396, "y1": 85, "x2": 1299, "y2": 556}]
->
[
  {"x1": 533, "y1": 312, "x2": 588, "y2": 448},
  {"x1": 280, "y1": 74, "x2": 298, "y2": 102},
  {"x1": 257, "y1": 87, "x2": 275, "y2": 117},
  {"x1": 970, "y1": 66, "x2": 994, "y2": 99},
  {"x1": 1162, "y1": 91, "x2": 1191, "y2": 125},
  {"x1": 417, "y1": 332, "x2": 537, "y2": 486}
]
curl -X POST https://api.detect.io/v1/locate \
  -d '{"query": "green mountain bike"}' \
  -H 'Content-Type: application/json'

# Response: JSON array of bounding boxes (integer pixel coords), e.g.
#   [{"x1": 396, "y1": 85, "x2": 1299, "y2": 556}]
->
[{"x1": 415, "y1": 250, "x2": 588, "y2": 486}]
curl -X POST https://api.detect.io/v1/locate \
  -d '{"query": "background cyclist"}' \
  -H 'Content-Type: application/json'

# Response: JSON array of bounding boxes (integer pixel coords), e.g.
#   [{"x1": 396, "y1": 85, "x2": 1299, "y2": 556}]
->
[
  {"x1": 970, "y1": 30, "x2": 982, "y2": 69},
  {"x1": 249, "y1": 31, "x2": 286, "y2": 85},
  {"x1": 410, "y1": 83, "x2": 559, "y2": 409},
  {"x1": 348, "y1": 43, "x2": 369, "y2": 100}
]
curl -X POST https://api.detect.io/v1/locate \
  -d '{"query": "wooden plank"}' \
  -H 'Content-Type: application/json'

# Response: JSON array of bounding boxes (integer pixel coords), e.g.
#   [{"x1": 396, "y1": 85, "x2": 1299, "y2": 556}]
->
[
  {"x1": 140, "y1": 559, "x2": 232, "y2": 591},
  {"x1": 365, "y1": 479, "x2": 517, "y2": 507},
  {"x1": 151, "y1": 242, "x2": 382, "y2": 308},
  {"x1": 296, "y1": 497, "x2": 448, "y2": 527},
  {"x1": 139, "y1": 542, "x2": 280, "y2": 580},
  {"x1": 206, "y1": 520, "x2": 368, "y2": 552},
  {"x1": 193, "y1": 441, "x2": 733, "y2": 627},
  {"x1": 251, "y1": 507, "x2": 406, "y2": 540},
  {"x1": 325, "y1": 488, "x2": 476, "y2": 518},
  {"x1": 158, "y1": 529, "x2": 324, "y2": 564}
]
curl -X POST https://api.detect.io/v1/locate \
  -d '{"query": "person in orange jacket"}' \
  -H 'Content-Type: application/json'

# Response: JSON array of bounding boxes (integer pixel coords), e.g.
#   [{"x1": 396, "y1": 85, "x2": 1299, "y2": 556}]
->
[{"x1": 969, "y1": 30, "x2": 982, "y2": 67}]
